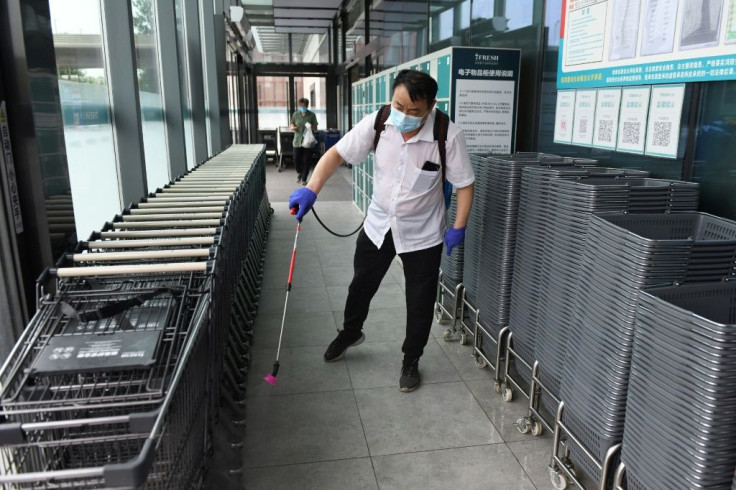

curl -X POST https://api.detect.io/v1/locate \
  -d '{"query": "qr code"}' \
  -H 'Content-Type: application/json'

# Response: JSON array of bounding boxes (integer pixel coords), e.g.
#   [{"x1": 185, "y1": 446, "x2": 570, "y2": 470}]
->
[
  {"x1": 652, "y1": 121, "x2": 672, "y2": 147},
  {"x1": 598, "y1": 120, "x2": 613, "y2": 143},
  {"x1": 578, "y1": 118, "x2": 588, "y2": 134},
  {"x1": 622, "y1": 121, "x2": 640, "y2": 145}
]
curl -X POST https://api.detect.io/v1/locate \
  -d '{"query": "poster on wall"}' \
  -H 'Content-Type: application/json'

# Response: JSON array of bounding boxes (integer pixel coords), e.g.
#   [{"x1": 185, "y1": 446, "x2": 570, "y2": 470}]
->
[
  {"x1": 592, "y1": 87, "x2": 622, "y2": 149},
  {"x1": 616, "y1": 86, "x2": 651, "y2": 154},
  {"x1": 558, "y1": 0, "x2": 736, "y2": 89},
  {"x1": 645, "y1": 83, "x2": 686, "y2": 158},
  {"x1": 450, "y1": 47, "x2": 521, "y2": 154},
  {"x1": 553, "y1": 90, "x2": 576, "y2": 144},
  {"x1": 572, "y1": 90, "x2": 597, "y2": 146}
]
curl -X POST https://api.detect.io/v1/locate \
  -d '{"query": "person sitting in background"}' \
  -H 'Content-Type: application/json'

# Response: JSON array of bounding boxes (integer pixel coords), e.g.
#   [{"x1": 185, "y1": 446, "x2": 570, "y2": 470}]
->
[{"x1": 290, "y1": 98, "x2": 318, "y2": 185}]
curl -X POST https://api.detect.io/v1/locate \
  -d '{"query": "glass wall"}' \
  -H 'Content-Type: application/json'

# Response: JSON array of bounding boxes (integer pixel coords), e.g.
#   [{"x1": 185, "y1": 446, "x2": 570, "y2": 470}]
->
[
  {"x1": 293, "y1": 33, "x2": 331, "y2": 63},
  {"x1": 50, "y1": 0, "x2": 121, "y2": 240},
  {"x1": 174, "y1": 0, "x2": 195, "y2": 169},
  {"x1": 692, "y1": 81, "x2": 736, "y2": 218},
  {"x1": 429, "y1": 0, "x2": 470, "y2": 48},
  {"x1": 132, "y1": 0, "x2": 169, "y2": 191},
  {"x1": 370, "y1": 0, "x2": 429, "y2": 71},
  {"x1": 256, "y1": 76, "x2": 290, "y2": 129}
]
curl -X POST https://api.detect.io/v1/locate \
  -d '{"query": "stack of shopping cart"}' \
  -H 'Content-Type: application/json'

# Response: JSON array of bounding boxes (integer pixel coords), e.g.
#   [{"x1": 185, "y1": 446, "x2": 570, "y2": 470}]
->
[
  {"x1": 622, "y1": 282, "x2": 736, "y2": 490},
  {"x1": 559, "y1": 211, "x2": 736, "y2": 485},
  {"x1": 0, "y1": 145, "x2": 272, "y2": 488}
]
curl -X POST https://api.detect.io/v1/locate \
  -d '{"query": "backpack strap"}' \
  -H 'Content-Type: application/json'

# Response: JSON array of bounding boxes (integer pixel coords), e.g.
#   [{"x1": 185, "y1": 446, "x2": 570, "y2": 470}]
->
[
  {"x1": 433, "y1": 109, "x2": 450, "y2": 183},
  {"x1": 373, "y1": 104, "x2": 392, "y2": 151}
]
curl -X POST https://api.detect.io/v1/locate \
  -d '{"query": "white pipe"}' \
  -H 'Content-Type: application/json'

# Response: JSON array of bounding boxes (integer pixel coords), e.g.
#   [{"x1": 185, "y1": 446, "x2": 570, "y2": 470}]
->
[
  {"x1": 87, "y1": 237, "x2": 215, "y2": 248},
  {"x1": 128, "y1": 206, "x2": 225, "y2": 214},
  {"x1": 122, "y1": 213, "x2": 222, "y2": 221},
  {"x1": 137, "y1": 202, "x2": 226, "y2": 208},
  {"x1": 73, "y1": 249, "x2": 210, "y2": 261},
  {"x1": 55, "y1": 261, "x2": 208, "y2": 277},
  {"x1": 99, "y1": 228, "x2": 217, "y2": 238},
  {"x1": 113, "y1": 219, "x2": 221, "y2": 229},
  {"x1": 146, "y1": 196, "x2": 228, "y2": 202}
]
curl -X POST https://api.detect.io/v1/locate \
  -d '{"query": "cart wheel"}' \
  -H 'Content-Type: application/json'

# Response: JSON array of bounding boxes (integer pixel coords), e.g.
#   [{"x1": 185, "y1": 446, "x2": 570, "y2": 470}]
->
[
  {"x1": 460, "y1": 332, "x2": 468, "y2": 345},
  {"x1": 443, "y1": 329, "x2": 455, "y2": 342},
  {"x1": 516, "y1": 417, "x2": 531, "y2": 434},
  {"x1": 502, "y1": 386, "x2": 513, "y2": 402},
  {"x1": 531, "y1": 420, "x2": 544, "y2": 437},
  {"x1": 473, "y1": 356, "x2": 488, "y2": 369},
  {"x1": 434, "y1": 306, "x2": 445, "y2": 324},
  {"x1": 550, "y1": 468, "x2": 568, "y2": 490},
  {"x1": 494, "y1": 381, "x2": 502, "y2": 394},
  {"x1": 560, "y1": 459, "x2": 578, "y2": 479}
]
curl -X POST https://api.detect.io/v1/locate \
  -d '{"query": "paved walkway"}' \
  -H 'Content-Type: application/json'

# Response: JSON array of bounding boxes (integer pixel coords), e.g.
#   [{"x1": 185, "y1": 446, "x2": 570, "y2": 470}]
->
[{"x1": 242, "y1": 171, "x2": 558, "y2": 489}]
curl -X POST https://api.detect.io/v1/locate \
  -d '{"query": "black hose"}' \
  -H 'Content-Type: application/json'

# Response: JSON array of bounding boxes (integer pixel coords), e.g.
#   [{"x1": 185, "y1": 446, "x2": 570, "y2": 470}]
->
[{"x1": 311, "y1": 206, "x2": 364, "y2": 238}]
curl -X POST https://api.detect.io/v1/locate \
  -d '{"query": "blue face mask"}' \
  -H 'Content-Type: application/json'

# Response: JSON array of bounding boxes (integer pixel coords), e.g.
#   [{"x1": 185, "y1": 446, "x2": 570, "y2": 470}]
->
[
  {"x1": 389, "y1": 106, "x2": 425, "y2": 133},
  {"x1": 299, "y1": 106, "x2": 307, "y2": 113}
]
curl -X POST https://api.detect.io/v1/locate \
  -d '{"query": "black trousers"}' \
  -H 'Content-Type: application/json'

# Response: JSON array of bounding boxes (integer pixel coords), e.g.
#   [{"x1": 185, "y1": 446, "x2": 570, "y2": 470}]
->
[
  {"x1": 293, "y1": 147, "x2": 310, "y2": 181},
  {"x1": 343, "y1": 229, "x2": 443, "y2": 364}
]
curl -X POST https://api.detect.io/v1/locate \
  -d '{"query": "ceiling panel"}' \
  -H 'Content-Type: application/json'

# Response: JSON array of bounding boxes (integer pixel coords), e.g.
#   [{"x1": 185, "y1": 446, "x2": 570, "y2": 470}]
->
[
  {"x1": 274, "y1": 17, "x2": 331, "y2": 27},
  {"x1": 273, "y1": 8, "x2": 335, "y2": 19},
  {"x1": 273, "y1": 0, "x2": 342, "y2": 8},
  {"x1": 274, "y1": 26, "x2": 330, "y2": 34}
]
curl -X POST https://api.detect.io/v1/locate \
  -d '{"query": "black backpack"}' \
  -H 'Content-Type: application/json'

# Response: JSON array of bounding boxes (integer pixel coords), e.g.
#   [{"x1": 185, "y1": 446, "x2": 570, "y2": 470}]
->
[{"x1": 372, "y1": 104, "x2": 452, "y2": 207}]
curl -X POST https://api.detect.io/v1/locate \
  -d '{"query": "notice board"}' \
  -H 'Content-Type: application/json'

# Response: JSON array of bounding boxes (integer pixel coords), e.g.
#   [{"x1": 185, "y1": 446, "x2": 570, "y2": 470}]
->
[{"x1": 558, "y1": 0, "x2": 736, "y2": 89}]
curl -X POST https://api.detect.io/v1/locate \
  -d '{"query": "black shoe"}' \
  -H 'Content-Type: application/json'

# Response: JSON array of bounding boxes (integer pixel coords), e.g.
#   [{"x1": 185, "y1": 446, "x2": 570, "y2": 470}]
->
[
  {"x1": 399, "y1": 360, "x2": 420, "y2": 392},
  {"x1": 296, "y1": 176, "x2": 302, "y2": 183},
  {"x1": 323, "y1": 330, "x2": 365, "y2": 362}
]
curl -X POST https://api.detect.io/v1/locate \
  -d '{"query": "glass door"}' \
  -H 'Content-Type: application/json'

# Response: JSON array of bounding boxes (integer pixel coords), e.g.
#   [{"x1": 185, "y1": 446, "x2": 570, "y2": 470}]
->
[{"x1": 255, "y1": 75, "x2": 291, "y2": 130}]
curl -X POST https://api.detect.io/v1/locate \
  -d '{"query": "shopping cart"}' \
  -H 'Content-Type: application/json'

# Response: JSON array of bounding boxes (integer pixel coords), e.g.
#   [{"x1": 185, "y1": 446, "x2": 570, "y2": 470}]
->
[{"x1": 0, "y1": 144, "x2": 272, "y2": 488}]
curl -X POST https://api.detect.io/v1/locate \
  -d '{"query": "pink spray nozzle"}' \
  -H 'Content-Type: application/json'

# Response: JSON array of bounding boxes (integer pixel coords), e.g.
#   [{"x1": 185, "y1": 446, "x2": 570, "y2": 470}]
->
[{"x1": 263, "y1": 374, "x2": 278, "y2": 386}]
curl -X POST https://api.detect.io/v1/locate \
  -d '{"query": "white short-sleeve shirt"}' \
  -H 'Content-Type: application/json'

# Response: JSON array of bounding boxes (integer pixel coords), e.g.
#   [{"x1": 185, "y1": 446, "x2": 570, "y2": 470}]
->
[{"x1": 336, "y1": 108, "x2": 474, "y2": 254}]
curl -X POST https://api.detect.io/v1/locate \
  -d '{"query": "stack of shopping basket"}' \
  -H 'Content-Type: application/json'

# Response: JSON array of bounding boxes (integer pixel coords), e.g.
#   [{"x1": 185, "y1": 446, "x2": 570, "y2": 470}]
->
[
  {"x1": 559, "y1": 211, "x2": 736, "y2": 486},
  {"x1": 508, "y1": 167, "x2": 650, "y2": 388},
  {"x1": 462, "y1": 155, "x2": 490, "y2": 307},
  {"x1": 440, "y1": 193, "x2": 464, "y2": 290},
  {"x1": 469, "y1": 155, "x2": 596, "y2": 357},
  {"x1": 535, "y1": 178, "x2": 699, "y2": 406},
  {"x1": 0, "y1": 145, "x2": 272, "y2": 488},
  {"x1": 622, "y1": 282, "x2": 736, "y2": 490}
]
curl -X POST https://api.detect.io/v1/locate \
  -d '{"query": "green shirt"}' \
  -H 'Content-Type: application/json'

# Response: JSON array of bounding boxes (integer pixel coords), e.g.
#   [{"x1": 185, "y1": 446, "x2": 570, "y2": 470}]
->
[{"x1": 291, "y1": 110, "x2": 318, "y2": 147}]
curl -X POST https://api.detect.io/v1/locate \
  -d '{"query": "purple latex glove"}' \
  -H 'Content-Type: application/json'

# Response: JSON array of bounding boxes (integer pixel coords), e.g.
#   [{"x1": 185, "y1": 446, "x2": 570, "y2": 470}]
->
[
  {"x1": 288, "y1": 187, "x2": 317, "y2": 221},
  {"x1": 444, "y1": 226, "x2": 466, "y2": 255}
]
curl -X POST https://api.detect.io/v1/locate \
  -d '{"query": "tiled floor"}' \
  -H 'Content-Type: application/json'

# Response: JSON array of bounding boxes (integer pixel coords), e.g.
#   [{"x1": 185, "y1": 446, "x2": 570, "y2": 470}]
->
[{"x1": 243, "y1": 172, "x2": 559, "y2": 489}]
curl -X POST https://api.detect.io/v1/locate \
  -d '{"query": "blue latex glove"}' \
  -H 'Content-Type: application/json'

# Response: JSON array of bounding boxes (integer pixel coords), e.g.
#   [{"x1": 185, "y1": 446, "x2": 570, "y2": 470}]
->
[
  {"x1": 288, "y1": 187, "x2": 317, "y2": 221},
  {"x1": 444, "y1": 226, "x2": 466, "y2": 256}
]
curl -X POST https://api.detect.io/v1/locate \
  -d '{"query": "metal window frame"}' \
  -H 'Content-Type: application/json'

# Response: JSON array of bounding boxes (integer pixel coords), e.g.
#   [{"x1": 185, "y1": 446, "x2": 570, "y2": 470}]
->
[
  {"x1": 200, "y1": 0, "x2": 229, "y2": 154},
  {"x1": 181, "y1": 0, "x2": 209, "y2": 165},
  {"x1": 100, "y1": 0, "x2": 148, "y2": 205},
  {"x1": 155, "y1": 0, "x2": 188, "y2": 180}
]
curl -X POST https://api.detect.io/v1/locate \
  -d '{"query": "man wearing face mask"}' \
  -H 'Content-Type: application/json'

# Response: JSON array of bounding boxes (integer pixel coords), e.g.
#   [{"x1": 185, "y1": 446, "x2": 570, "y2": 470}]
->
[
  {"x1": 290, "y1": 98, "x2": 319, "y2": 185},
  {"x1": 288, "y1": 70, "x2": 474, "y2": 392}
]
